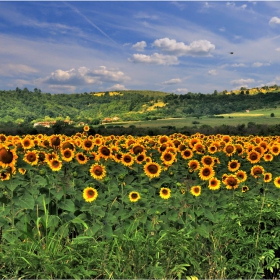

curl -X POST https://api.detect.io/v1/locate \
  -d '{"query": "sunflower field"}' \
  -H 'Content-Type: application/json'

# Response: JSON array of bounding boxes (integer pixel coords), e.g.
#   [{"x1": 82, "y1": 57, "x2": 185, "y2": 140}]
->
[{"x1": 1, "y1": 127, "x2": 280, "y2": 278}]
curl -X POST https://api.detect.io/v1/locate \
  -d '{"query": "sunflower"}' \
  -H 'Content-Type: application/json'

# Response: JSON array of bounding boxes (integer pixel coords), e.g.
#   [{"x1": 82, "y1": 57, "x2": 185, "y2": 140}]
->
[
  {"x1": 135, "y1": 153, "x2": 146, "y2": 164},
  {"x1": 98, "y1": 145, "x2": 111, "y2": 159},
  {"x1": 159, "y1": 187, "x2": 171, "y2": 199},
  {"x1": 188, "y1": 160, "x2": 200, "y2": 172},
  {"x1": 201, "y1": 155, "x2": 215, "y2": 167},
  {"x1": 235, "y1": 170, "x2": 247, "y2": 182},
  {"x1": 23, "y1": 151, "x2": 39, "y2": 166},
  {"x1": 21, "y1": 137, "x2": 34, "y2": 150},
  {"x1": 160, "y1": 151, "x2": 176, "y2": 166},
  {"x1": 190, "y1": 186, "x2": 201, "y2": 197},
  {"x1": 189, "y1": 138, "x2": 200, "y2": 149},
  {"x1": 158, "y1": 135, "x2": 169, "y2": 145},
  {"x1": 121, "y1": 153, "x2": 134, "y2": 167},
  {"x1": 225, "y1": 175, "x2": 239, "y2": 190},
  {"x1": 89, "y1": 151, "x2": 100, "y2": 162},
  {"x1": 199, "y1": 166, "x2": 215, "y2": 181},
  {"x1": 274, "y1": 176, "x2": 280, "y2": 188},
  {"x1": 247, "y1": 151, "x2": 261, "y2": 164},
  {"x1": 270, "y1": 144, "x2": 280, "y2": 156},
  {"x1": 193, "y1": 143, "x2": 205, "y2": 155},
  {"x1": 75, "y1": 152, "x2": 88, "y2": 164},
  {"x1": 83, "y1": 187, "x2": 98, "y2": 202},
  {"x1": 0, "y1": 147, "x2": 18, "y2": 168},
  {"x1": 242, "y1": 186, "x2": 249, "y2": 193},
  {"x1": 45, "y1": 152, "x2": 59, "y2": 164},
  {"x1": 48, "y1": 159, "x2": 63, "y2": 171},
  {"x1": 263, "y1": 153, "x2": 273, "y2": 162},
  {"x1": 222, "y1": 135, "x2": 231, "y2": 143},
  {"x1": 250, "y1": 165, "x2": 265, "y2": 178},
  {"x1": 144, "y1": 162, "x2": 162, "y2": 179},
  {"x1": 131, "y1": 144, "x2": 145, "y2": 155},
  {"x1": 0, "y1": 171, "x2": 11, "y2": 181},
  {"x1": 129, "y1": 191, "x2": 141, "y2": 202},
  {"x1": 223, "y1": 144, "x2": 236, "y2": 156},
  {"x1": 264, "y1": 172, "x2": 272, "y2": 183},
  {"x1": 82, "y1": 139, "x2": 94, "y2": 151},
  {"x1": 83, "y1": 125, "x2": 90, "y2": 132},
  {"x1": 89, "y1": 163, "x2": 106, "y2": 180},
  {"x1": 208, "y1": 177, "x2": 221, "y2": 191},
  {"x1": 181, "y1": 149, "x2": 193, "y2": 160},
  {"x1": 235, "y1": 144, "x2": 244, "y2": 155},
  {"x1": 49, "y1": 135, "x2": 61, "y2": 148},
  {"x1": 61, "y1": 148, "x2": 75, "y2": 162},
  {"x1": 228, "y1": 160, "x2": 240, "y2": 172},
  {"x1": 208, "y1": 145, "x2": 217, "y2": 154},
  {"x1": 18, "y1": 168, "x2": 26, "y2": 175}
]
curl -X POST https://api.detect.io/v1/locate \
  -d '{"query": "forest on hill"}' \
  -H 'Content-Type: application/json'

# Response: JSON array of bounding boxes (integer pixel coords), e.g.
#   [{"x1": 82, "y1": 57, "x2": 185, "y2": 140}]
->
[{"x1": 1, "y1": 86, "x2": 280, "y2": 136}]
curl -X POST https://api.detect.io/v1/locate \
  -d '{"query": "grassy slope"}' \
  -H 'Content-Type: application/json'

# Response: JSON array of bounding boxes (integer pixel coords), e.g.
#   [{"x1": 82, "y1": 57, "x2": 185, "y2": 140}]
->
[{"x1": 100, "y1": 107, "x2": 280, "y2": 129}]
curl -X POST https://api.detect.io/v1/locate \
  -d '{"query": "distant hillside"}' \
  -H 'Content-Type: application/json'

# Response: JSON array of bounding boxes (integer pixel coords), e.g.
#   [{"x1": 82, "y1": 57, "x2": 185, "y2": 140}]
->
[
  {"x1": 1, "y1": 86, "x2": 280, "y2": 125},
  {"x1": 220, "y1": 84, "x2": 280, "y2": 95}
]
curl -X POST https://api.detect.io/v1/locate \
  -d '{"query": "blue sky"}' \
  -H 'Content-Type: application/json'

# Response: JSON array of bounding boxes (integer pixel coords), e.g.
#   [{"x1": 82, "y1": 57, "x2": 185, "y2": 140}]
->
[{"x1": 1, "y1": 1, "x2": 280, "y2": 94}]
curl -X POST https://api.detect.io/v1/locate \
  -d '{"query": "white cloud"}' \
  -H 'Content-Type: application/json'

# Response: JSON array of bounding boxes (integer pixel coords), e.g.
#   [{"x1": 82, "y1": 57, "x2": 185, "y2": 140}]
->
[
  {"x1": 134, "y1": 12, "x2": 158, "y2": 20},
  {"x1": 269, "y1": 17, "x2": 280, "y2": 25},
  {"x1": 37, "y1": 66, "x2": 130, "y2": 86},
  {"x1": 226, "y1": 2, "x2": 235, "y2": 7},
  {"x1": 107, "y1": 84, "x2": 127, "y2": 91},
  {"x1": 240, "y1": 4, "x2": 247, "y2": 9},
  {"x1": 230, "y1": 78, "x2": 255, "y2": 86},
  {"x1": 176, "y1": 88, "x2": 189, "y2": 94},
  {"x1": 208, "y1": 70, "x2": 217, "y2": 75},
  {"x1": 92, "y1": 66, "x2": 130, "y2": 83},
  {"x1": 163, "y1": 78, "x2": 182, "y2": 85},
  {"x1": 0, "y1": 64, "x2": 38, "y2": 76},
  {"x1": 231, "y1": 63, "x2": 246, "y2": 67},
  {"x1": 132, "y1": 41, "x2": 147, "y2": 51},
  {"x1": 153, "y1": 38, "x2": 215, "y2": 56},
  {"x1": 128, "y1": 53, "x2": 179, "y2": 65},
  {"x1": 252, "y1": 62, "x2": 270, "y2": 67},
  {"x1": 219, "y1": 27, "x2": 225, "y2": 32},
  {"x1": 275, "y1": 47, "x2": 280, "y2": 52}
]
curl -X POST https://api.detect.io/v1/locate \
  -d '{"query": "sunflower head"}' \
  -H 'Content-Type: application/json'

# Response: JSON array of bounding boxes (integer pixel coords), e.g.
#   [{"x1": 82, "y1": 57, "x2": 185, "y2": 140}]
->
[
  {"x1": 159, "y1": 187, "x2": 171, "y2": 199},
  {"x1": 83, "y1": 187, "x2": 98, "y2": 202},
  {"x1": 144, "y1": 162, "x2": 161, "y2": 179},
  {"x1": 129, "y1": 191, "x2": 141, "y2": 202},
  {"x1": 190, "y1": 186, "x2": 201, "y2": 197},
  {"x1": 90, "y1": 163, "x2": 106, "y2": 180}
]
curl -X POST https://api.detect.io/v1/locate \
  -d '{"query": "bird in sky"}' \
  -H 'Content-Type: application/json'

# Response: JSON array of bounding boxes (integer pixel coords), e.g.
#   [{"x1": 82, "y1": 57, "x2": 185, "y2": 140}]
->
[{"x1": 230, "y1": 52, "x2": 234, "y2": 54}]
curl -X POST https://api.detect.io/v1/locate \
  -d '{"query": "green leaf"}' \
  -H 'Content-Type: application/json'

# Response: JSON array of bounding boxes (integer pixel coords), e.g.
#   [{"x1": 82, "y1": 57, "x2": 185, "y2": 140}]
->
[
  {"x1": 14, "y1": 192, "x2": 35, "y2": 210},
  {"x1": 60, "y1": 200, "x2": 75, "y2": 212}
]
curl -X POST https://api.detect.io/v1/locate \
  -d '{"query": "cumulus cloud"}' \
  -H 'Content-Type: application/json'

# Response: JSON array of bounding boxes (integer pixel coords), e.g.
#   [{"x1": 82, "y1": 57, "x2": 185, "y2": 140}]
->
[
  {"x1": 132, "y1": 41, "x2": 147, "y2": 51},
  {"x1": 269, "y1": 16, "x2": 280, "y2": 25},
  {"x1": 208, "y1": 70, "x2": 217, "y2": 75},
  {"x1": 163, "y1": 78, "x2": 182, "y2": 85},
  {"x1": 153, "y1": 38, "x2": 215, "y2": 57},
  {"x1": 107, "y1": 84, "x2": 127, "y2": 91},
  {"x1": 176, "y1": 88, "x2": 189, "y2": 94},
  {"x1": 252, "y1": 62, "x2": 270, "y2": 67},
  {"x1": 276, "y1": 48, "x2": 280, "y2": 52},
  {"x1": 230, "y1": 78, "x2": 255, "y2": 86},
  {"x1": 240, "y1": 4, "x2": 247, "y2": 9},
  {"x1": 128, "y1": 53, "x2": 179, "y2": 65},
  {"x1": 37, "y1": 66, "x2": 130, "y2": 86},
  {"x1": 91, "y1": 66, "x2": 130, "y2": 83}
]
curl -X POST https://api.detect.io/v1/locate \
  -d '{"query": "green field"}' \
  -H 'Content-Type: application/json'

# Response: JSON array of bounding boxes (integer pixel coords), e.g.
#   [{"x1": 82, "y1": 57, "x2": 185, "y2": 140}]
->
[{"x1": 101, "y1": 107, "x2": 280, "y2": 129}]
